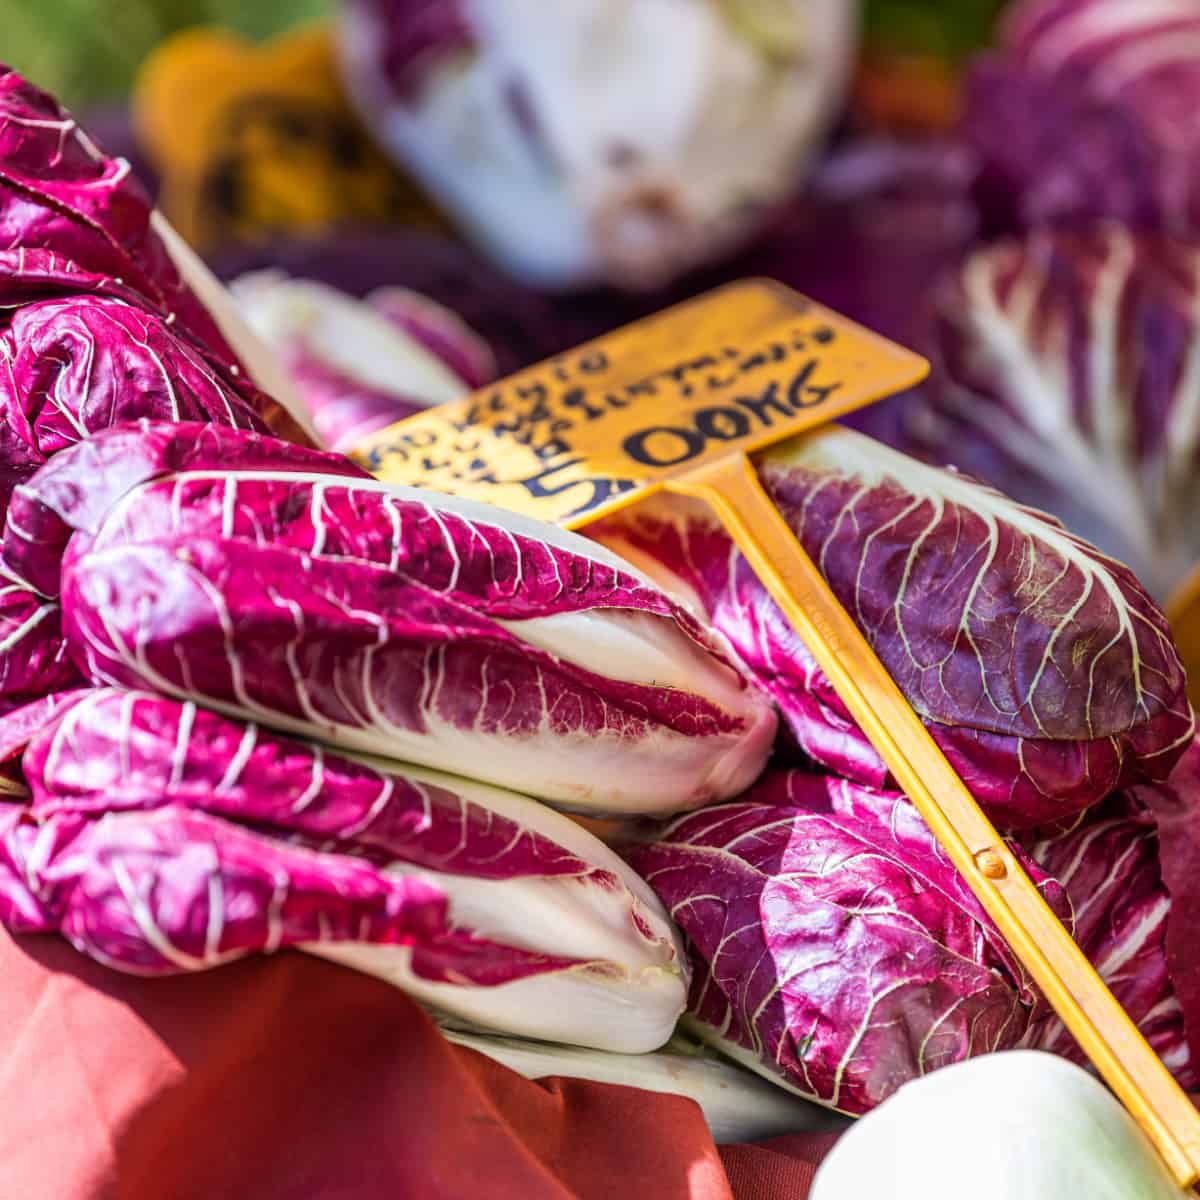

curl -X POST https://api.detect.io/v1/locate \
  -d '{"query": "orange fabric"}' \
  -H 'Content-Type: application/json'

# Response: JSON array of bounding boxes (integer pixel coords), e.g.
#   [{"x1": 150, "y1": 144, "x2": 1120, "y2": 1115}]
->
[
  {"x1": 0, "y1": 930, "x2": 837, "y2": 1199},
  {"x1": 719, "y1": 1134, "x2": 842, "y2": 1199}
]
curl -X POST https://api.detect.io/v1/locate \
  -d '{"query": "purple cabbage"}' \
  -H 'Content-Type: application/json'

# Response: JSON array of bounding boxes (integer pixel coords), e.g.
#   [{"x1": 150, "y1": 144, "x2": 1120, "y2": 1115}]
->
[
  {"x1": 623, "y1": 768, "x2": 1071, "y2": 1115},
  {"x1": 594, "y1": 425, "x2": 1194, "y2": 830},
  {"x1": 0, "y1": 685, "x2": 686, "y2": 1049},
  {"x1": 7, "y1": 422, "x2": 774, "y2": 816}
]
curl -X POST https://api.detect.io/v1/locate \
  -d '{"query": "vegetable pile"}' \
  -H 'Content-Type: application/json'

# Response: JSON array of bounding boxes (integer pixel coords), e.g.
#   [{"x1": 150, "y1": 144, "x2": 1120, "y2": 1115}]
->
[{"x1": 0, "y1": 51, "x2": 1197, "y2": 1157}]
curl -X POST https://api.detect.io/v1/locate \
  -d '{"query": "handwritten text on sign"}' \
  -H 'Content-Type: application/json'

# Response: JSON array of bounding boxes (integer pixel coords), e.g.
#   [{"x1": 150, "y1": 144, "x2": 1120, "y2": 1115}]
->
[{"x1": 351, "y1": 280, "x2": 930, "y2": 527}]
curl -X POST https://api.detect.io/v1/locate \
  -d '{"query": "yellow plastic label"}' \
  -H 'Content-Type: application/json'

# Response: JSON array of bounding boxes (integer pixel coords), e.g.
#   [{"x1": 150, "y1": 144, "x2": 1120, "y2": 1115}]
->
[{"x1": 351, "y1": 279, "x2": 929, "y2": 525}]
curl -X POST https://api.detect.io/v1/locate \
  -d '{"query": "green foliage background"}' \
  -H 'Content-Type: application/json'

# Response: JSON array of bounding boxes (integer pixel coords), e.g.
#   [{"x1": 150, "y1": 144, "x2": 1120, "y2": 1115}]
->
[
  {"x1": 0, "y1": 0, "x2": 1006, "y2": 110},
  {"x1": 0, "y1": 0, "x2": 332, "y2": 109}
]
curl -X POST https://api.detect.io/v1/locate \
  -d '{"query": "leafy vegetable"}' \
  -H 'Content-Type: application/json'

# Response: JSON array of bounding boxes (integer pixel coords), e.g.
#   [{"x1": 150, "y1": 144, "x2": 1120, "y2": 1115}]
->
[
  {"x1": 1021, "y1": 794, "x2": 1197, "y2": 1087},
  {"x1": 965, "y1": 0, "x2": 1200, "y2": 238},
  {"x1": 0, "y1": 66, "x2": 238, "y2": 364},
  {"x1": 369, "y1": 285, "x2": 497, "y2": 389},
  {"x1": 622, "y1": 769, "x2": 1070, "y2": 1115},
  {"x1": 0, "y1": 292, "x2": 268, "y2": 479},
  {"x1": 336, "y1": 0, "x2": 858, "y2": 289},
  {"x1": 231, "y1": 271, "x2": 495, "y2": 453},
  {"x1": 5, "y1": 685, "x2": 688, "y2": 1051},
  {"x1": 210, "y1": 228, "x2": 576, "y2": 375},
  {"x1": 0, "y1": 585, "x2": 81, "y2": 714},
  {"x1": 1, "y1": 421, "x2": 363, "y2": 600},
  {"x1": 908, "y1": 225, "x2": 1200, "y2": 603},
  {"x1": 441, "y1": 1027, "x2": 847, "y2": 1144},
  {"x1": 1123, "y1": 735, "x2": 1200, "y2": 1075},
  {"x1": 811, "y1": 1051, "x2": 1191, "y2": 1199},
  {"x1": 594, "y1": 425, "x2": 1194, "y2": 829},
  {"x1": 11, "y1": 422, "x2": 775, "y2": 815},
  {"x1": 0, "y1": 64, "x2": 314, "y2": 446}
]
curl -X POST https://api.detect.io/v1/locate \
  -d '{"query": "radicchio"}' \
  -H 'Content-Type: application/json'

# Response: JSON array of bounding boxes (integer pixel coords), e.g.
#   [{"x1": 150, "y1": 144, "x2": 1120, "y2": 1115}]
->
[
  {"x1": 5, "y1": 685, "x2": 687, "y2": 1051},
  {"x1": 14, "y1": 422, "x2": 774, "y2": 815},
  {"x1": 337, "y1": 0, "x2": 857, "y2": 289},
  {"x1": 594, "y1": 424, "x2": 1194, "y2": 830},
  {"x1": 623, "y1": 769, "x2": 1070, "y2": 1115},
  {"x1": 0, "y1": 584, "x2": 81, "y2": 713},
  {"x1": 0, "y1": 66, "x2": 234, "y2": 360},
  {"x1": 965, "y1": 0, "x2": 1200, "y2": 238},
  {"x1": 907, "y1": 225, "x2": 1200, "y2": 603},
  {"x1": 0, "y1": 292, "x2": 267, "y2": 479},
  {"x1": 1021, "y1": 794, "x2": 1197, "y2": 1087},
  {"x1": 231, "y1": 272, "x2": 496, "y2": 454},
  {"x1": 0, "y1": 65, "x2": 312, "y2": 444}
]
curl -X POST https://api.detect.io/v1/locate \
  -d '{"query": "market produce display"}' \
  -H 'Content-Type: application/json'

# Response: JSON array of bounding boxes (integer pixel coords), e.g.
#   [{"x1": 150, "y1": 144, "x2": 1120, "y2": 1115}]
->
[
  {"x1": 3, "y1": 421, "x2": 775, "y2": 815},
  {"x1": 4, "y1": 0, "x2": 1200, "y2": 1189}
]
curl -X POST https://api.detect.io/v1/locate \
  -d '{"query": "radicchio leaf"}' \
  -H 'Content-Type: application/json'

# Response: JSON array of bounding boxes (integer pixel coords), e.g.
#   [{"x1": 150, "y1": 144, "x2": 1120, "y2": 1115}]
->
[
  {"x1": 231, "y1": 272, "x2": 494, "y2": 454},
  {"x1": 907, "y1": 225, "x2": 1200, "y2": 602},
  {"x1": 623, "y1": 769, "x2": 1070, "y2": 1115},
  {"x1": 0, "y1": 294, "x2": 267, "y2": 473},
  {"x1": 13, "y1": 685, "x2": 687, "y2": 1051},
  {"x1": 965, "y1": 0, "x2": 1200, "y2": 238},
  {"x1": 1020, "y1": 793, "x2": 1197, "y2": 1088},
  {"x1": 1, "y1": 421, "x2": 365, "y2": 599},
  {"x1": 0, "y1": 66, "x2": 236, "y2": 366},
  {"x1": 33, "y1": 423, "x2": 773, "y2": 815},
  {"x1": 0, "y1": 584, "x2": 81, "y2": 711},
  {"x1": 593, "y1": 424, "x2": 1194, "y2": 829},
  {"x1": 1126, "y1": 736, "x2": 1200, "y2": 1077}
]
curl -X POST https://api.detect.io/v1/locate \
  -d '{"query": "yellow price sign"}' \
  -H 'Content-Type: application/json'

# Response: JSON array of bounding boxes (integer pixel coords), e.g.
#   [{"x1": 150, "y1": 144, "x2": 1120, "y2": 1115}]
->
[{"x1": 352, "y1": 280, "x2": 927, "y2": 522}]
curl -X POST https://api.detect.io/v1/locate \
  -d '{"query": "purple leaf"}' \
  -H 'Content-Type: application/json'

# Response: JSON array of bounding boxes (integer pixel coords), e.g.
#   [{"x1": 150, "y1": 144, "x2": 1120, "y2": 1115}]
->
[
  {"x1": 9, "y1": 685, "x2": 688, "y2": 1051},
  {"x1": 623, "y1": 769, "x2": 1070, "y2": 1115},
  {"x1": 1021, "y1": 792, "x2": 1197, "y2": 1088},
  {"x1": 908, "y1": 226, "x2": 1200, "y2": 602},
  {"x1": 33, "y1": 423, "x2": 773, "y2": 815},
  {"x1": 594, "y1": 425, "x2": 1193, "y2": 828}
]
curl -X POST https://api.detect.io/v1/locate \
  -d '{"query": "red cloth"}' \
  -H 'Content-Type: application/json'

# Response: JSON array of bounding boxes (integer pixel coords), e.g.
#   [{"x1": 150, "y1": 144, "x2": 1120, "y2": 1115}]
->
[{"x1": 0, "y1": 930, "x2": 838, "y2": 1199}]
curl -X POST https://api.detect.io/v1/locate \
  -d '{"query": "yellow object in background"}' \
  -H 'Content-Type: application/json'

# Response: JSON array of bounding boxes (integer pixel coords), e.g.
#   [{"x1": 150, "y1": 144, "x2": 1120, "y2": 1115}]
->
[
  {"x1": 133, "y1": 24, "x2": 440, "y2": 250},
  {"x1": 1167, "y1": 566, "x2": 1200, "y2": 711},
  {"x1": 852, "y1": 52, "x2": 963, "y2": 133}
]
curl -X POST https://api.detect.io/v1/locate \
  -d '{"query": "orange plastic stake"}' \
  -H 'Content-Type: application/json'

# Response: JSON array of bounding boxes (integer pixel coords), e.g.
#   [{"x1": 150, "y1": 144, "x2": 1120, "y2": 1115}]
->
[{"x1": 353, "y1": 280, "x2": 1200, "y2": 1187}]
